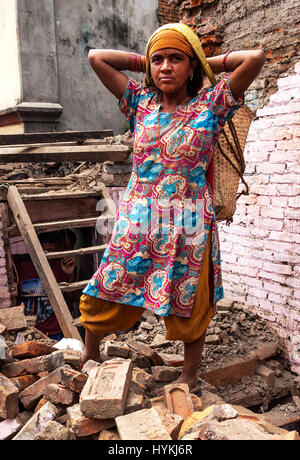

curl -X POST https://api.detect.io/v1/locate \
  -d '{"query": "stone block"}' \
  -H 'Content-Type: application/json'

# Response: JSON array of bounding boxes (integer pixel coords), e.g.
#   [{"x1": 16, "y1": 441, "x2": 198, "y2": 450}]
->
[
  {"x1": 11, "y1": 341, "x2": 54, "y2": 359},
  {"x1": 116, "y1": 407, "x2": 171, "y2": 440},
  {"x1": 163, "y1": 383, "x2": 194, "y2": 420},
  {"x1": 12, "y1": 401, "x2": 58, "y2": 440},
  {"x1": 67, "y1": 403, "x2": 115, "y2": 438},
  {"x1": 151, "y1": 366, "x2": 180, "y2": 382},
  {"x1": 44, "y1": 383, "x2": 76, "y2": 406},
  {"x1": 60, "y1": 367, "x2": 88, "y2": 393},
  {"x1": 0, "y1": 373, "x2": 19, "y2": 419},
  {"x1": 2, "y1": 350, "x2": 64, "y2": 378},
  {"x1": 80, "y1": 358, "x2": 133, "y2": 419},
  {"x1": 35, "y1": 421, "x2": 76, "y2": 440}
]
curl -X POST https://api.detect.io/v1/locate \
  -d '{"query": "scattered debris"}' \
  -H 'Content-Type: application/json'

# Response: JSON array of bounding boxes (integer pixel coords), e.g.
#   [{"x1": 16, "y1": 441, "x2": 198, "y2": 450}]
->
[{"x1": 0, "y1": 301, "x2": 300, "y2": 440}]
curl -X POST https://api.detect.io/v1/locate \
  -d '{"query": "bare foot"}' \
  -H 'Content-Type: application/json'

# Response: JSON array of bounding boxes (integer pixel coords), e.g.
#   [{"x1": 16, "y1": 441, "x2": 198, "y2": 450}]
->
[
  {"x1": 80, "y1": 350, "x2": 101, "y2": 369},
  {"x1": 153, "y1": 374, "x2": 198, "y2": 397}
]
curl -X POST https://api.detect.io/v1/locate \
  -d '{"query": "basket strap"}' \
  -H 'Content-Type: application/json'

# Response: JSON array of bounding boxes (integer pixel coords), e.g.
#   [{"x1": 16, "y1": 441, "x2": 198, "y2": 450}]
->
[{"x1": 216, "y1": 140, "x2": 249, "y2": 198}]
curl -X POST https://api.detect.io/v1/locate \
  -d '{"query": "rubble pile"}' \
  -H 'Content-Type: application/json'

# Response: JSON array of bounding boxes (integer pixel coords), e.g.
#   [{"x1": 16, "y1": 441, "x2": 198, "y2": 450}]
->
[
  {"x1": 0, "y1": 301, "x2": 300, "y2": 440},
  {"x1": 1, "y1": 132, "x2": 133, "y2": 191}
]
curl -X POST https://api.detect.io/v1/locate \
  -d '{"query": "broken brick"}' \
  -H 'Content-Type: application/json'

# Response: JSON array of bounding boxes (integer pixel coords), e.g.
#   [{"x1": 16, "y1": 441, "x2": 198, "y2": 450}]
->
[
  {"x1": 163, "y1": 383, "x2": 194, "y2": 420},
  {"x1": 0, "y1": 305, "x2": 27, "y2": 332},
  {"x1": 154, "y1": 405, "x2": 184, "y2": 440},
  {"x1": 0, "y1": 373, "x2": 19, "y2": 419},
  {"x1": 80, "y1": 358, "x2": 133, "y2": 419},
  {"x1": 12, "y1": 401, "x2": 58, "y2": 440},
  {"x1": 132, "y1": 367, "x2": 154, "y2": 389},
  {"x1": 151, "y1": 365, "x2": 180, "y2": 382},
  {"x1": 0, "y1": 412, "x2": 32, "y2": 441},
  {"x1": 126, "y1": 339, "x2": 164, "y2": 366},
  {"x1": 98, "y1": 428, "x2": 120, "y2": 440},
  {"x1": 256, "y1": 364, "x2": 276, "y2": 386},
  {"x1": 19, "y1": 365, "x2": 69, "y2": 410},
  {"x1": 44, "y1": 383, "x2": 76, "y2": 406},
  {"x1": 200, "y1": 356, "x2": 257, "y2": 387},
  {"x1": 105, "y1": 341, "x2": 130, "y2": 358},
  {"x1": 35, "y1": 421, "x2": 76, "y2": 440},
  {"x1": 1, "y1": 350, "x2": 65, "y2": 378},
  {"x1": 11, "y1": 341, "x2": 54, "y2": 359},
  {"x1": 116, "y1": 407, "x2": 171, "y2": 440},
  {"x1": 60, "y1": 367, "x2": 88, "y2": 393},
  {"x1": 124, "y1": 388, "x2": 146, "y2": 414},
  {"x1": 10, "y1": 374, "x2": 39, "y2": 391},
  {"x1": 158, "y1": 352, "x2": 184, "y2": 367},
  {"x1": 67, "y1": 403, "x2": 115, "y2": 437}
]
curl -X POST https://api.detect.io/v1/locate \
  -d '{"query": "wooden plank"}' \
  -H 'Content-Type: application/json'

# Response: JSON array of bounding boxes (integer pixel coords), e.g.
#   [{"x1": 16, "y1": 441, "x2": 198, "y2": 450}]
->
[
  {"x1": 34, "y1": 217, "x2": 100, "y2": 232},
  {"x1": 7, "y1": 186, "x2": 83, "y2": 342},
  {"x1": 59, "y1": 280, "x2": 90, "y2": 293},
  {"x1": 24, "y1": 196, "x2": 101, "y2": 224},
  {"x1": 45, "y1": 244, "x2": 107, "y2": 259},
  {"x1": 0, "y1": 144, "x2": 130, "y2": 163},
  {"x1": 0, "y1": 130, "x2": 114, "y2": 145}
]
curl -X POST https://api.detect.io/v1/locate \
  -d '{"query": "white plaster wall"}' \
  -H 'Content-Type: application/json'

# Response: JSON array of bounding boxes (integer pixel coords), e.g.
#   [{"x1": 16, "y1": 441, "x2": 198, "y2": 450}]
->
[{"x1": 0, "y1": 0, "x2": 21, "y2": 111}]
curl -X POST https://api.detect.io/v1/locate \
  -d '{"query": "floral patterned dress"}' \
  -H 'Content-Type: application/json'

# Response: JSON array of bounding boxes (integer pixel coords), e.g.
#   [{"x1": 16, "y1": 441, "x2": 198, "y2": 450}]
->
[{"x1": 83, "y1": 73, "x2": 244, "y2": 318}]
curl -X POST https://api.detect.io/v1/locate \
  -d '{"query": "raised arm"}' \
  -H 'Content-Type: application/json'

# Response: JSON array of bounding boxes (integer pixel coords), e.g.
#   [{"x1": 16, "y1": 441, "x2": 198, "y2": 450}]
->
[
  {"x1": 88, "y1": 49, "x2": 146, "y2": 100},
  {"x1": 206, "y1": 50, "x2": 266, "y2": 101}
]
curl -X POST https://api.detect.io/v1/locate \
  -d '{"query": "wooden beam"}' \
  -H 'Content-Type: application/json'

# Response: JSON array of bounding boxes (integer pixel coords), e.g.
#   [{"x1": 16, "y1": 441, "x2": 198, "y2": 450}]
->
[
  {"x1": 59, "y1": 280, "x2": 90, "y2": 293},
  {"x1": 34, "y1": 217, "x2": 100, "y2": 233},
  {"x1": 45, "y1": 244, "x2": 107, "y2": 259},
  {"x1": 7, "y1": 185, "x2": 83, "y2": 342},
  {"x1": 0, "y1": 130, "x2": 114, "y2": 145},
  {"x1": 0, "y1": 144, "x2": 130, "y2": 163}
]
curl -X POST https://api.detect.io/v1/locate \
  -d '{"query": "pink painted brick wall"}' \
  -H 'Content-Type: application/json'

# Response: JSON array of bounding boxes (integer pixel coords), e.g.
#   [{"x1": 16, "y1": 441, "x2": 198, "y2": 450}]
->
[
  {"x1": 219, "y1": 60, "x2": 300, "y2": 375},
  {"x1": 0, "y1": 203, "x2": 11, "y2": 309}
]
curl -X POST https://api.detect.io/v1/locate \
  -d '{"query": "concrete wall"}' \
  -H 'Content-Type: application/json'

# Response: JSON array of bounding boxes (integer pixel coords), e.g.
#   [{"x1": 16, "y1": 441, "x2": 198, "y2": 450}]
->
[
  {"x1": 0, "y1": 0, "x2": 159, "y2": 134},
  {"x1": 54, "y1": 0, "x2": 159, "y2": 133},
  {"x1": 0, "y1": 0, "x2": 21, "y2": 112}
]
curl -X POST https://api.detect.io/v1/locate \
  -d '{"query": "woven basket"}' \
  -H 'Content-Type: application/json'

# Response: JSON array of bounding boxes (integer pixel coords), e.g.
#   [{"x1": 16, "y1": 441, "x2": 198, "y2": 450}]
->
[{"x1": 213, "y1": 105, "x2": 253, "y2": 224}]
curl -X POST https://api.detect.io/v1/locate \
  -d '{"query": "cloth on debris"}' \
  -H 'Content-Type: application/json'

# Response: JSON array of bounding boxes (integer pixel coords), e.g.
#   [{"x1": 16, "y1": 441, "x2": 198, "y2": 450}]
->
[{"x1": 80, "y1": 224, "x2": 214, "y2": 342}]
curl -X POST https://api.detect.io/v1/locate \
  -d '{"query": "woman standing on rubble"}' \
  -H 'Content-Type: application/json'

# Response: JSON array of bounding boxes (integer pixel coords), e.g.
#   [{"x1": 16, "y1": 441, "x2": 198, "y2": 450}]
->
[{"x1": 79, "y1": 23, "x2": 265, "y2": 391}]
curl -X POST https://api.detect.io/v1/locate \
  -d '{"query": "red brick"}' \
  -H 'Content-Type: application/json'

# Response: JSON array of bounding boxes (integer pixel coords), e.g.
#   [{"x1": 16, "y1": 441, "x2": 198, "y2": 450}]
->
[
  {"x1": 44, "y1": 383, "x2": 76, "y2": 406},
  {"x1": 67, "y1": 403, "x2": 115, "y2": 438},
  {"x1": 2, "y1": 351, "x2": 64, "y2": 378},
  {"x1": 11, "y1": 341, "x2": 54, "y2": 359},
  {"x1": 0, "y1": 373, "x2": 19, "y2": 419}
]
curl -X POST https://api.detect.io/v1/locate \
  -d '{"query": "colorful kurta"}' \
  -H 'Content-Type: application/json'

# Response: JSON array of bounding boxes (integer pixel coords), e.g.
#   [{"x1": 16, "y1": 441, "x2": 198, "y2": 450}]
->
[{"x1": 83, "y1": 73, "x2": 244, "y2": 318}]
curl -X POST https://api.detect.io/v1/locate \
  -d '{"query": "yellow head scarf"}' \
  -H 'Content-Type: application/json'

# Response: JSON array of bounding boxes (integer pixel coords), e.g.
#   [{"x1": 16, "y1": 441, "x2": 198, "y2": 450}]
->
[{"x1": 145, "y1": 23, "x2": 217, "y2": 88}]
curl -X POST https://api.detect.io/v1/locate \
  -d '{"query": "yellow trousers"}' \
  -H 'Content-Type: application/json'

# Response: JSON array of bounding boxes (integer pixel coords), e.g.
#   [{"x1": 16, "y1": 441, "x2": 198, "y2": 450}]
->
[{"x1": 79, "y1": 225, "x2": 214, "y2": 344}]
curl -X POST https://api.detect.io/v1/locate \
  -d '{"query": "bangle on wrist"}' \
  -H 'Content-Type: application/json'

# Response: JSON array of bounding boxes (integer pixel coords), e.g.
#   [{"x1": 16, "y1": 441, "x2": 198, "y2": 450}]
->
[
  {"x1": 128, "y1": 53, "x2": 145, "y2": 73},
  {"x1": 223, "y1": 51, "x2": 232, "y2": 73}
]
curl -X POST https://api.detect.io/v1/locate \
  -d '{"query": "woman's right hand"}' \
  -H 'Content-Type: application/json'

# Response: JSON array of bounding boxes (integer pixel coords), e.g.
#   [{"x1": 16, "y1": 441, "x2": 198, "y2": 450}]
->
[{"x1": 88, "y1": 49, "x2": 144, "y2": 100}]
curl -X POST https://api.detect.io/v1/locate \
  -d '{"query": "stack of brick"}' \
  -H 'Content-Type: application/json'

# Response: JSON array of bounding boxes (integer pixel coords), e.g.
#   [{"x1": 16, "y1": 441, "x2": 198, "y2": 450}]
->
[
  {"x1": 219, "y1": 61, "x2": 300, "y2": 374},
  {"x1": 0, "y1": 307, "x2": 300, "y2": 440}
]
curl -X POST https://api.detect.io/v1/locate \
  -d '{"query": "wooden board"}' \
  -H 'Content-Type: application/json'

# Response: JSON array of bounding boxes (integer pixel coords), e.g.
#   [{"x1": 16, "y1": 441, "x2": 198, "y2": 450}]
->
[
  {"x1": 59, "y1": 280, "x2": 90, "y2": 293},
  {"x1": 0, "y1": 144, "x2": 130, "y2": 163},
  {"x1": 7, "y1": 186, "x2": 83, "y2": 342},
  {"x1": 0, "y1": 130, "x2": 114, "y2": 145},
  {"x1": 34, "y1": 217, "x2": 100, "y2": 233},
  {"x1": 45, "y1": 244, "x2": 107, "y2": 259}
]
